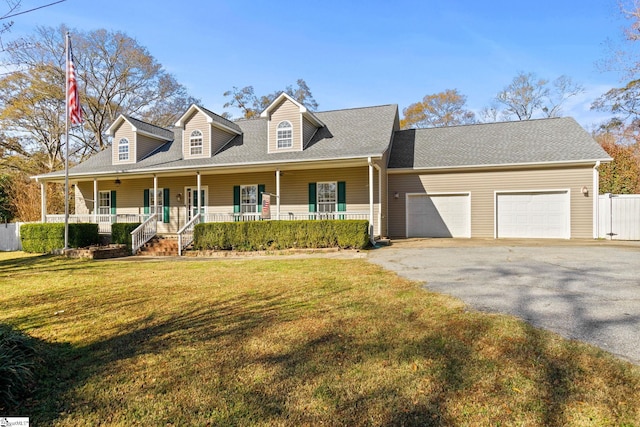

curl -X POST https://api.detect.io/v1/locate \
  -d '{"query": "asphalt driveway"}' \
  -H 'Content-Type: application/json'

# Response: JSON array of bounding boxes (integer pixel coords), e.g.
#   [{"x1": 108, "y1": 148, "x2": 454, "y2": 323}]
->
[{"x1": 368, "y1": 239, "x2": 640, "y2": 365}]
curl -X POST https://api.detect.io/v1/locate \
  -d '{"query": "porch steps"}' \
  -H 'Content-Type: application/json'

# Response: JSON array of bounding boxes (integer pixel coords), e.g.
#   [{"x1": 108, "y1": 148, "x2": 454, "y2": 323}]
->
[{"x1": 137, "y1": 235, "x2": 179, "y2": 257}]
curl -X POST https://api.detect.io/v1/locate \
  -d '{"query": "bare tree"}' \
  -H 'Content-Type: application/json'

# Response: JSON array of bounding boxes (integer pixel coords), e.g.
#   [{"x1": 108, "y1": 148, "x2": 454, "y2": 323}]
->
[{"x1": 491, "y1": 72, "x2": 583, "y2": 121}]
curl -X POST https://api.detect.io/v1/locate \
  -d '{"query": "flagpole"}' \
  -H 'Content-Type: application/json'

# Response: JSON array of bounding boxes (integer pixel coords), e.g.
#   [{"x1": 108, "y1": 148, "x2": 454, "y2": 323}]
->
[{"x1": 64, "y1": 32, "x2": 70, "y2": 250}]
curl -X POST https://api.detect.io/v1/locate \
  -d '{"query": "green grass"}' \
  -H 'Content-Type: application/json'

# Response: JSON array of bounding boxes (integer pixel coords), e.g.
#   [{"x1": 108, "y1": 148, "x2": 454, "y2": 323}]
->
[{"x1": 1, "y1": 252, "x2": 639, "y2": 426}]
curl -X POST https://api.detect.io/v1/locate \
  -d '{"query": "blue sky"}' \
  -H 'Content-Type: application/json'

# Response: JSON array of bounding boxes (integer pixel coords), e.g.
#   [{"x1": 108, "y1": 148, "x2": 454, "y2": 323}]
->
[{"x1": 8, "y1": 0, "x2": 632, "y2": 128}]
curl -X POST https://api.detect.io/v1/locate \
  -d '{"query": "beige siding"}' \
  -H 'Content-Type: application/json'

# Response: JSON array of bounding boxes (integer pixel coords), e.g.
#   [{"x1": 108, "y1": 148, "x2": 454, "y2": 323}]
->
[
  {"x1": 268, "y1": 99, "x2": 302, "y2": 152},
  {"x1": 136, "y1": 134, "x2": 164, "y2": 161},
  {"x1": 302, "y1": 117, "x2": 317, "y2": 147},
  {"x1": 183, "y1": 111, "x2": 211, "y2": 158},
  {"x1": 210, "y1": 126, "x2": 236, "y2": 155},
  {"x1": 388, "y1": 166, "x2": 596, "y2": 239},
  {"x1": 70, "y1": 166, "x2": 381, "y2": 234},
  {"x1": 112, "y1": 122, "x2": 136, "y2": 165}
]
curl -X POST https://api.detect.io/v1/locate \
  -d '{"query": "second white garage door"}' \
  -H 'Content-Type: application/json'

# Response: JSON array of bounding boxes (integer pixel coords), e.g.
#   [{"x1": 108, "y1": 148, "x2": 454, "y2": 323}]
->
[
  {"x1": 407, "y1": 193, "x2": 470, "y2": 238},
  {"x1": 496, "y1": 191, "x2": 570, "y2": 238}
]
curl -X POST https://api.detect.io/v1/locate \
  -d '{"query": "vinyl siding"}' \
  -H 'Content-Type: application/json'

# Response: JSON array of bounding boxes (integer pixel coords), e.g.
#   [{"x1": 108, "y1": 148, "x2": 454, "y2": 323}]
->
[
  {"x1": 183, "y1": 110, "x2": 211, "y2": 158},
  {"x1": 112, "y1": 122, "x2": 136, "y2": 165},
  {"x1": 302, "y1": 117, "x2": 317, "y2": 148},
  {"x1": 210, "y1": 126, "x2": 236, "y2": 155},
  {"x1": 136, "y1": 134, "x2": 165, "y2": 161},
  {"x1": 388, "y1": 166, "x2": 595, "y2": 239},
  {"x1": 269, "y1": 99, "x2": 302, "y2": 152},
  {"x1": 71, "y1": 166, "x2": 381, "y2": 234}
]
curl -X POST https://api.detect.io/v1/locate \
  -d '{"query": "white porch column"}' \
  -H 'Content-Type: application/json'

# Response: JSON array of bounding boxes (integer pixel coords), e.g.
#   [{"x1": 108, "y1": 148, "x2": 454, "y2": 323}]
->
[
  {"x1": 196, "y1": 172, "x2": 202, "y2": 219},
  {"x1": 368, "y1": 158, "x2": 374, "y2": 237},
  {"x1": 93, "y1": 178, "x2": 98, "y2": 223},
  {"x1": 377, "y1": 165, "x2": 382, "y2": 237},
  {"x1": 593, "y1": 161, "x2": 600, "y2": 239},
  {"x1": 276, "y1": 169, "x2": 281, "y2": 220},
  {"x1": 153, "y1": 175, "x2": 158, "y2": 220},
  {"x1": 40, "y1": 181, "x2": 47, "y2": 222}
]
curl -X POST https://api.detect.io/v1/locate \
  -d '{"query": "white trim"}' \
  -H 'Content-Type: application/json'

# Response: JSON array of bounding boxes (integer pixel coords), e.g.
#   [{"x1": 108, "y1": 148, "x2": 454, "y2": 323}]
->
[
  {"x1": 259, "y1": 92, "x2": 325, "y2": 127},
  {"x1": 189, "y1": 129, "x2": 205, "y2": 157},
  {"x1": 593, "y1": 161, "x2": 600, "y2": 239},
  {"x1": 33, "y1": 155, "x2": 384, "y2": 181},
  {"x1": 118, "y1": 137, "x2": 130, "y2": 161},
  {"x1": 174, "y1": 104, "x2": 242, "y2": 135},
  {"x1": 276, "y1": 120, "x2": 293, "y2": 149},
  {"x1": 240, "y1": 184, "x2": 259, "y2": 213},
  {"x1": 494, "y1": 189, "x2": 571, "y2": 239},
  {"x1": 405, "y1": 191, "x2": 471, "y2": 238},
  {"x1": 317, "y1": 181, "x2": 338, "y2": 213},
  {"x1": 184, "y1": 185, "x2": 209, "y2": 220},
  {"x1": 388, "y1": 159, "x2": 612, "y2": 174},
  {"x1": 93, "y1": 179, "x2": 98, "y2": 223}
]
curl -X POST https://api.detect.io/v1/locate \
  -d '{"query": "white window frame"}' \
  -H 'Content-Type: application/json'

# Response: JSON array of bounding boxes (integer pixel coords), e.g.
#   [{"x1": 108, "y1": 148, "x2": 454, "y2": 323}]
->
[
  {"x1": 118, "y1": 138, "x2": 129, "y2": 161},
  {"x1": 148, "y1": 188, "x2": 164, "y2": 218},
  {"x1": 190, "y1": 129, "x2": 203, "y2": 156},
  {"x1": 241, "y1": 184, "x2": 258, "y2": 213},
  {"x1": 276, "y1": 121, "x2": 293, "y2": 149},
  {"x1": 98, "y1": 191, "x2": 111, "y2": 215},
  {"x1": 317, "y1": 181, "x2": 337, "y2": 213}
]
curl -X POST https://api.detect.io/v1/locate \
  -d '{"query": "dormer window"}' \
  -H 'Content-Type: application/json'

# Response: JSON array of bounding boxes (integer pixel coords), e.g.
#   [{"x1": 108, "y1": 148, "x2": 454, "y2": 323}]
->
[
  {"x1": 276, "y1": 121, "x2": 292, "y2": 149},
  {"x1": 190, "y1": 130, "x2": 203, "y2": 155},
  {"x1": 118, "y1": 138, "x2": 129, "y2": 161}
]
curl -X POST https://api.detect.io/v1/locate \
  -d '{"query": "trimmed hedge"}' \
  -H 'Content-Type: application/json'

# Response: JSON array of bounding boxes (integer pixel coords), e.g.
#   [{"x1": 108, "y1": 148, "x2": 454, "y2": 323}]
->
[
  {"x1": 193, "y1": 220, "x2": 370, "y2": 251},
  {"x1": 111, "y1": 223, "x2": 141, "y2": 247},
  {"x1": 20, "y1": 223, "x2": 100, "y2": 253}
]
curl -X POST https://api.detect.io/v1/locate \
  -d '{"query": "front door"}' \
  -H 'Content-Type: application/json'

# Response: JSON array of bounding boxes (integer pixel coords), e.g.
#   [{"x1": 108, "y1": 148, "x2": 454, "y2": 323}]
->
[{"x1": 185, "y1": 187, "x2": 207, "y2": 221}]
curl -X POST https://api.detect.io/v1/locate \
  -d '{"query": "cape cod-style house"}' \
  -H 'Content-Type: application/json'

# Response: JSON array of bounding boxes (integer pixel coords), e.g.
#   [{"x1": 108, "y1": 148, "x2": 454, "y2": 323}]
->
[{"x1": 34, "y1": 93, "x2": 611, "y2": 253}]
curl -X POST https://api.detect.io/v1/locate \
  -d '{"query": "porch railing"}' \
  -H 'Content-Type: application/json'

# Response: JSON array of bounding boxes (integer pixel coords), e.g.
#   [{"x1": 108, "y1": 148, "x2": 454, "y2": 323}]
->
[
  {"x1": 131, "y1": 215, "x2": 157, "y2": 253},
  {"x1": 45, "y1": 214, "x2": 149, "y2": 234},
  {"x1": 202, "y1": 211, "x2": 369, "y2": 222},
  {"x1": 177, "y1": 213, "x2": 201, "y2": 256}
]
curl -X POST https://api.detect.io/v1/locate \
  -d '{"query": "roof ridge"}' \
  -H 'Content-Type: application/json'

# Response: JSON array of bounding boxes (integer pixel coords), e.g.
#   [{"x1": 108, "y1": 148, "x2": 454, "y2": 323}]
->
[{"x1": 399, "y1": 116, "x2": 573, "y2": 132}]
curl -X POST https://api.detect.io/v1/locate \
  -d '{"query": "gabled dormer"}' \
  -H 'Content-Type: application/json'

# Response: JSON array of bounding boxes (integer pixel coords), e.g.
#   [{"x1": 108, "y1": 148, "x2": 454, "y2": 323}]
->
[
  {"x1": 174, "y1": 105, "x2": 242, "y2": 160},
  {"x1": 260, "y1": 93, "x2": 324, "y2": 153},
  {"x1": 106, "y1": 115, "x2": 174, "y2": 165}
]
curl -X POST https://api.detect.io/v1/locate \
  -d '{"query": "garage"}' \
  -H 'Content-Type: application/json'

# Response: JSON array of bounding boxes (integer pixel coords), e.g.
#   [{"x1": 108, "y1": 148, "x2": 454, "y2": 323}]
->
[
  {"x1": 496, "y1": 191, "x2": 570, "y2": 238},
  {"x1": 407, "y1": 193, "x2": 470, "y2": 238}
]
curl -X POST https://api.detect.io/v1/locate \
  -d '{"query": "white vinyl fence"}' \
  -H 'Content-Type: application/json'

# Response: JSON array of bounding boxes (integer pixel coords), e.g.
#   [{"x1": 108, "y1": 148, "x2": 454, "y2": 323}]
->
[
  {"x1": 0, "y1": 222, "x2": 23, "y2": 251},
  {"x1": 598, "y1": 194, "x2": 640, "y2": 240}
]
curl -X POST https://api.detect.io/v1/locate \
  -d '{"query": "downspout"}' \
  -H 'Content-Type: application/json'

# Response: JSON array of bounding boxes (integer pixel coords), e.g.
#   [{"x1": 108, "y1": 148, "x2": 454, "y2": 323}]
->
[
  {"x1": 593, "y1": 161, "x2": 601, "y2": 239},
  {"x1": 367, "y1": 157, "x2": 376, "y2": 245}
]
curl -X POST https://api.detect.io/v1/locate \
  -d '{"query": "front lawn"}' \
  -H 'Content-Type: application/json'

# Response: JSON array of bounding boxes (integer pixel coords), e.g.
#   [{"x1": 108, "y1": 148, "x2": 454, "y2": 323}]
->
[{"x1": 1, "y1": 253, "x2": 638, "y2": 425}]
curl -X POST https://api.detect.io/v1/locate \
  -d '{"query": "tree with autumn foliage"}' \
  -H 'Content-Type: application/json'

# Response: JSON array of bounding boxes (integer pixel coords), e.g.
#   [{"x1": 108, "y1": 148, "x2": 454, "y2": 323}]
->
[
  {"x1": 400, "y1": 89, "x2": 476, "y2": 129},
  {"x1": 594, "y1": 131, "x2": 640, "y2": 194}
]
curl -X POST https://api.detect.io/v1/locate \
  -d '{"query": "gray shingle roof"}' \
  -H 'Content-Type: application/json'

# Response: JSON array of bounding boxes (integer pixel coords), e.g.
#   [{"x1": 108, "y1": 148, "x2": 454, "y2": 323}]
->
[
  {"x1": 197, "y1": 105, "x2": 242, "y2": 134},
  {"x1": 388, "y1": 117, "x2": 611, "y2": 169},
  {"x1": 38, "y1": 104, "x2": 399, "y2": 179},
  {"x1": 123, "y1": 115, "x2": 174, "y2": 140}
]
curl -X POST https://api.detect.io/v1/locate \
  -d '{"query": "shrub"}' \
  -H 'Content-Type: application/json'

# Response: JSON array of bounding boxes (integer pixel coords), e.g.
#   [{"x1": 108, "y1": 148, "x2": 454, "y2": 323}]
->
[
  {"x1": 20, "y1": 223, "x2": 100, "y2": 253},
  {"x1": 193, "y1": 220, "x2": 370, "y2": 251},
  {"x1": 111, "y1": 223, "x2": 141, "y2": 247},
  {"x1": 0, "y1": 325, "x2": 37, "y2": 410}
]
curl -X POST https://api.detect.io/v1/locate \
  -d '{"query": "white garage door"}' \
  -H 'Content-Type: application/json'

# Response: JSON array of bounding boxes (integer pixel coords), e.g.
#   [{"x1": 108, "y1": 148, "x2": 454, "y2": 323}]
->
[
  {"x1": 407, "y1": 193, "x2": 470, "y2": 238},
  {"x1": 496, "y1": 191, "x2": 570, "y2": 238}
]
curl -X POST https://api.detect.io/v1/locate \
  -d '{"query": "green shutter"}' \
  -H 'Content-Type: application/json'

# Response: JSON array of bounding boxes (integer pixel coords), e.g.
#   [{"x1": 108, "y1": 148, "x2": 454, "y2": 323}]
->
[
  {"x1": 337, "y1": 181, "x2": 346, "y2": 212},
  {"x1": 163, "y1": 188, "x2": 170, "y2": 223},
  {"x1": 233, "y1": 185, "x2": 240, "y2": 221},
  {"x1": 110, "y1": 190, "x2": 117, "y2": 221},
  {"x1": 143, "y1": 189, "x2": 150, "y2": 215},
  {"x1": 200, "y1": 190, "x2": 205, "y2": 215},
  {"x1": 308, "y1": 182, "x2": 317, "y2": 219},
  {"x1": 258, "y1": 184, "x2": 265, "y2": 217}
]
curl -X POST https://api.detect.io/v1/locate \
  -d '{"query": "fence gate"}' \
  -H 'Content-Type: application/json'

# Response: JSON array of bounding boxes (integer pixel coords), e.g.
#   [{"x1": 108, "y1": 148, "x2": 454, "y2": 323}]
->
[{"x1": 598, "y1": 194, "x2": 640, "y2": 240}]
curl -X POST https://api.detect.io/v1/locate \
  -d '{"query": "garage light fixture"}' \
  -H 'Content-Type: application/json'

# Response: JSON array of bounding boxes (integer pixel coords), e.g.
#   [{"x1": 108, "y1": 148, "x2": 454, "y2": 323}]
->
[{"x1": 581, "y1": 186, "x2": 588, "y2": 196}]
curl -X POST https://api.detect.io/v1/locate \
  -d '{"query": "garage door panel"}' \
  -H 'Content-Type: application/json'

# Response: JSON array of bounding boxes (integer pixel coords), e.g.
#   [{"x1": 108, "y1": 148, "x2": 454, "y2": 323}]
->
[
  {"x1": 407, "y1": 194, "x2": 470, "y2": 238},
  {"x1": 497, "y1": 192, "x2": 569, "y2": 238}
]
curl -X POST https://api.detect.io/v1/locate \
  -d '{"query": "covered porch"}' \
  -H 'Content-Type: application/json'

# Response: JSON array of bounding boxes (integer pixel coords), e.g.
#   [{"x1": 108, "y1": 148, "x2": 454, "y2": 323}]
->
[{"x1": 37, "y1": 158, "x2": 386, "y2": 253}]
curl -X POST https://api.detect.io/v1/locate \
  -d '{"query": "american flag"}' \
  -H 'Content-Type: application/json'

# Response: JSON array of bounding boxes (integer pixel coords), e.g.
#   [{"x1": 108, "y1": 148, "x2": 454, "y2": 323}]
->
[{"x1": 67, "y1": 37, "x2": 83, "y2": 125}]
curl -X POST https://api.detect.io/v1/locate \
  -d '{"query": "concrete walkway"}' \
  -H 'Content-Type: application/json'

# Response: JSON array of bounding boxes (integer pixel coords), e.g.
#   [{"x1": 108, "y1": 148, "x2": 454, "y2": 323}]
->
[{"x1": 368, "y1": 239, "x2": 640, "y2": 365}]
